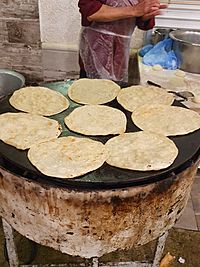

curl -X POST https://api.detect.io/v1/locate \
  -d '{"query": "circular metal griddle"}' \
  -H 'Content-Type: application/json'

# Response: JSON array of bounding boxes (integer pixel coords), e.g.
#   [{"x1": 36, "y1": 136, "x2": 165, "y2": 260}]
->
[{"x1": 0, "y1": 81, "x2": 199, "y2": 190}]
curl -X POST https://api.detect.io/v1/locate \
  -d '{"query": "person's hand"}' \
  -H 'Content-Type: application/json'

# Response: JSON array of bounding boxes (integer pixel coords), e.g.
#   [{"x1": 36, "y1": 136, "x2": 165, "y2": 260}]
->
[
  {"x1": 133, "y1": 0, "x2": 162, "y2": 17},
  {"x1": 141, "y1": 4, "x2": 167, "y2": 21}
]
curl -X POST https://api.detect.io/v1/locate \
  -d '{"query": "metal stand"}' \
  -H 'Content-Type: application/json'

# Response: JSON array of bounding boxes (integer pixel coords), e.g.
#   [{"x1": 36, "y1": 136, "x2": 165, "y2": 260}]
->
[
  {"x1": 2, "y1": 218, "x2": 168, "y2": 267},
  {"x1": 2, "y1": 218, "x2": 19, "y2": 267}
]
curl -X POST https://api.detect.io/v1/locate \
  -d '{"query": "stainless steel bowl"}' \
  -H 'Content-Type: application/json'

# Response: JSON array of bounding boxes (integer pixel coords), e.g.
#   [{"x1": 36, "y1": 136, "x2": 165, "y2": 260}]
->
[
  {"x1": 169, "y1": 30, "x2": 200, "y2": 74},
  {"x1": 151, "y1": 28, "x2": 172, "y2": 44},
  {"x1": 0, "y1": 69, "x2": 25, "y2": 98}
]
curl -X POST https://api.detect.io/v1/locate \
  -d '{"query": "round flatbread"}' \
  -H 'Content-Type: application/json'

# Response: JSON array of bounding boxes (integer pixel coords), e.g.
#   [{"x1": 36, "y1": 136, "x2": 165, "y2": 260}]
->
[
  {"x1": 0, "y1": 112, "x2": 62, "y2": 150},
  {"x1": 28, "y1": 136, "x2": 108, "y2": 178},
  {"x1": 105, "y1": 132, "x2": 178, "y2": 171},
  {"x1": 64, "y1": 105, "x2": 127, "y2": 136},
  {"x1": 132, "y1": 104, "x2": 200, "y2": 136},
  {"x1": 68, "y1": 78, "x2": 120, "y2": 105},
  {"x1": 9, "y1": 86, "x2": 69, "y2": 116},
  {"x1": 117, "y1": 85, "x2": 174, "y2": 112}
]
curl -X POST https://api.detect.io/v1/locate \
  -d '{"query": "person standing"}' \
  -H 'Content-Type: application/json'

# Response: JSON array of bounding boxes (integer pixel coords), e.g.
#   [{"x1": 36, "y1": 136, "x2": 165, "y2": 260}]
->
[{"x1": 78, "y1": 0, "x2": 167, "y2": 83}]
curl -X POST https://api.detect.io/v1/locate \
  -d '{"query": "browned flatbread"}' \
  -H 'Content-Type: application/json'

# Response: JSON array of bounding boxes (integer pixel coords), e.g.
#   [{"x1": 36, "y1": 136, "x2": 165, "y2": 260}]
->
[
  {"x1": 117, "y1": 85, "x2": 174, "y2": 112},
  {"x1": 10, "y1": 86, "x2": 69, "y2": 116},
  {"x1": 68, "y1": 78, "x2": 120, "y2": 104},
  {"x1": 132, "y1": 104, "x2": 200, "y2": 136},
  {"x1": 0, "y1": 112, "x2": 62, "y2": 150},
  {"x1": 105, "y1": 132, "x2": 178, "y2": 171},
  {"x1": 28, "y1": 136, "x2": 108, "y2": 178},
  {"x1": 64, "y1": 105, "x2": 127, "y2": 136}
]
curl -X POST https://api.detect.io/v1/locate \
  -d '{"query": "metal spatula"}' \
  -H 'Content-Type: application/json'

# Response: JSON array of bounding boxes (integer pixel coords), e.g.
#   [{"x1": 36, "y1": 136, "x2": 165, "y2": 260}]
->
[{"x1": 147, "y1": 80, "x2": 194, "y2": 101}]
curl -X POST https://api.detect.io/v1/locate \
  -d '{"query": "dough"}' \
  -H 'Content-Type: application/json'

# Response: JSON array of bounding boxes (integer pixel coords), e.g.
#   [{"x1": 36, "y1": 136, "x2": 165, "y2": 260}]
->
[
  {"x1": 152, "y1": 64, "x2": 163, "y2": 71},
  {"x1": 175, "y1": 70, "x2": 185, "y2": 77}
]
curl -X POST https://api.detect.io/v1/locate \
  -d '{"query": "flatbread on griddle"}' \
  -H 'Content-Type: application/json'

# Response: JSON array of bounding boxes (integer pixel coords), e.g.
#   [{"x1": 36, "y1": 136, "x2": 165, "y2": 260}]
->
[
  {"x1": 105, "y1": 132, "x2": 178, "y2": 171},
  {"x1": 28, "y1": 136, "x2": 108, "y2": 178},
  {"x1": 132, "y1": 104, "x2": 200, "y2": 136},
  {"x1": 64, "y1": 105, "x2": 127, "y2": 136},
  {"x1": 0, "y1": 112, "x2": 62, "y2": 150},
  {"x1": 117, "y1": 85, "x2": 174, "y2": 112},
  {"x1": 9, "y1": 86, "x2": 69, "y2": 116},
  {"x1": 68, "y1": 78, "x2": 120, "y2": 105}
]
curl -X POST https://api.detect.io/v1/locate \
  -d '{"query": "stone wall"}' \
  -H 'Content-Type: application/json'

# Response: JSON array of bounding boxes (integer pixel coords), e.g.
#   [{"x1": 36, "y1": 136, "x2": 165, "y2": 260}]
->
[{"x1": 0, "y1": 0, "x2": 43, "y2": 84}]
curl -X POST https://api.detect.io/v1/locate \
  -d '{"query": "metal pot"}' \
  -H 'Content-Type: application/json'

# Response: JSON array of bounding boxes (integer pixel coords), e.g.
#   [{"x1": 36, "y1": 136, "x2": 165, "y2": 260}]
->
[
  {"x1": 169, "y1": 30, "x2": 200, "y2": 74},
  {"x1": 151, "y1": 28, "x2": 172, "y2": 44},
  {"x1": 0, "y1": 69, "x2": 25, "y2": 98}
]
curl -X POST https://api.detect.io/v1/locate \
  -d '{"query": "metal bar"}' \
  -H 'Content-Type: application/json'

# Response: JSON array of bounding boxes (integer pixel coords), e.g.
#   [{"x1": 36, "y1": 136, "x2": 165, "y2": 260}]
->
[
  {"x1": 2, "y1": 218, "x2": 19, "y2": 267},
  {"x1": 92, "y1": 258, "x2": 99, "y2": 267},
  {"x1": 99, "y1": 263, "x2": 152, "y2": 267},
  {"x1": 1, "y1": 219, "x2": 168, "y2": 267},
  {"x1": 20, "y1": 263, "x2": 152, "y2": 267},
  {"x1": 20, "y1": 265, "x2": 85, "y2": 267},
  {"x1": 152, "y1": 231, "x2": 169, "y2": 267},
  {"x1": 169, "y1": 1, "x2": 200, "y2": 5}
]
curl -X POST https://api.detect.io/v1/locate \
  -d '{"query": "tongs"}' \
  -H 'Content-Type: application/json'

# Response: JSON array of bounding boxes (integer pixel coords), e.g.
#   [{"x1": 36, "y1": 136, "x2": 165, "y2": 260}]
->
[{"x1": 147, "y1": 80, "x2": 194, "y2": 101}]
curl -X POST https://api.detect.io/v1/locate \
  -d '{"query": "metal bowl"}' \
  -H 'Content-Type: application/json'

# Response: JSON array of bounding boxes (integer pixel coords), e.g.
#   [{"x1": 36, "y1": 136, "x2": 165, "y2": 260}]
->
[
  {"x1": 151, "y1": 28, "x2": 172, "y2": 44},
  {"x1": 0, "y1": 69, "x2": 25, "y2": 98},
  {"x1": 169, "y1": 30, "x2": 200, "y2": 74}
]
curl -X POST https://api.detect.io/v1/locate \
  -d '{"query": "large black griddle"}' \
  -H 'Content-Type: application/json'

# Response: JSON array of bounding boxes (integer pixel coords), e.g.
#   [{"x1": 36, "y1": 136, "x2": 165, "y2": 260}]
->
[{"x1": 0, "y1": 81, "x2": 199, "y2": 190}]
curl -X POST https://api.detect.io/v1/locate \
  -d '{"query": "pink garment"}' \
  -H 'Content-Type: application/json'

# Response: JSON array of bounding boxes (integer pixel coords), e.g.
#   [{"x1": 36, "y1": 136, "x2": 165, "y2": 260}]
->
[{"x1": 79, "y1": 0, "x2": 138, "y2": 82}]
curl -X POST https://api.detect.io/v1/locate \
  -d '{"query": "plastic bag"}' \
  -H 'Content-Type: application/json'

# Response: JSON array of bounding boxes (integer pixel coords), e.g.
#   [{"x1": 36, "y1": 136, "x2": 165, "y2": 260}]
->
[
  {"x1": 142, "y1": 38, "x2": 178, "y2": 70},
  {"x1": 139, "y1": 44, "x2": 154, "y2": 57}
]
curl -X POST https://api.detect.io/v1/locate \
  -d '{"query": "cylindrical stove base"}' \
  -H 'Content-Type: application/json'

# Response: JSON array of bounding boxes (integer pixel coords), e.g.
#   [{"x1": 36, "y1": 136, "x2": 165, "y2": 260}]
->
[{"x1": 0, "y1": 159, "x2": 199, "y2": 258}]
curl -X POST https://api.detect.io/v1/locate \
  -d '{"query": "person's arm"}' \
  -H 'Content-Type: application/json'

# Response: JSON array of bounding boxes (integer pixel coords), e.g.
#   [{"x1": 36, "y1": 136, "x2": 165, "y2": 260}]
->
[
  {"x1": 87, "y1": 0, "x2": 161, "y2": 22},
  {"x1": 136, "y1": 17, "x2": 155, "y2": 30},
  {"x1": 78, "y1": 0, "x2": 103, "y2": 20}
]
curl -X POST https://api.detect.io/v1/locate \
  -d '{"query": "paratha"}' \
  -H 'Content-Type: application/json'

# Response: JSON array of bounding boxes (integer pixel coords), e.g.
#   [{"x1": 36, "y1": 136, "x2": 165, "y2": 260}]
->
[
  {"x1": 132, "y1": 104, "x2": 200, "y2": 136},
  {"x1": 9, "y1": 86, "x2": 69, "y2": 116},
  {"x1": 105, "y1": 132, "x2": 178, "y2": 171},
  {"x1": 0, "y1": 112, "x2": 62, "y2": 150},
  {"x1": 117, "y1": 85, "x2": 174, "y2": 112},
  {"x1": 28, "y1": 136, "x2": 108, "y2": 178},
  {"x1": 68, "y1": 78, "x2": 120, "y2": 105},
  {"x1": 64, "y1": 105, "x2": 127, "y2": 136}
]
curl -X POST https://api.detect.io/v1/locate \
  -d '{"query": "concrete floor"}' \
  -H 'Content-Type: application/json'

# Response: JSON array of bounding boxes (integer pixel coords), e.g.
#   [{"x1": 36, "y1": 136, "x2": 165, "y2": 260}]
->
[
  {"x1": 174, "y1": 171, "x2": 200, "y2": 231},
  {"x1": 0, "y1": 171, "x2": 199, "y2": 267}
]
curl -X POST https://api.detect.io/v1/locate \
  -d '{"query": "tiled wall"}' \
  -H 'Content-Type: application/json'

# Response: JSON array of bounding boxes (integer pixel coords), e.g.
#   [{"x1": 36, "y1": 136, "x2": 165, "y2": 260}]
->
[{"x1": 0, "y1": 0, "x2": 43, "y2": 83}]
